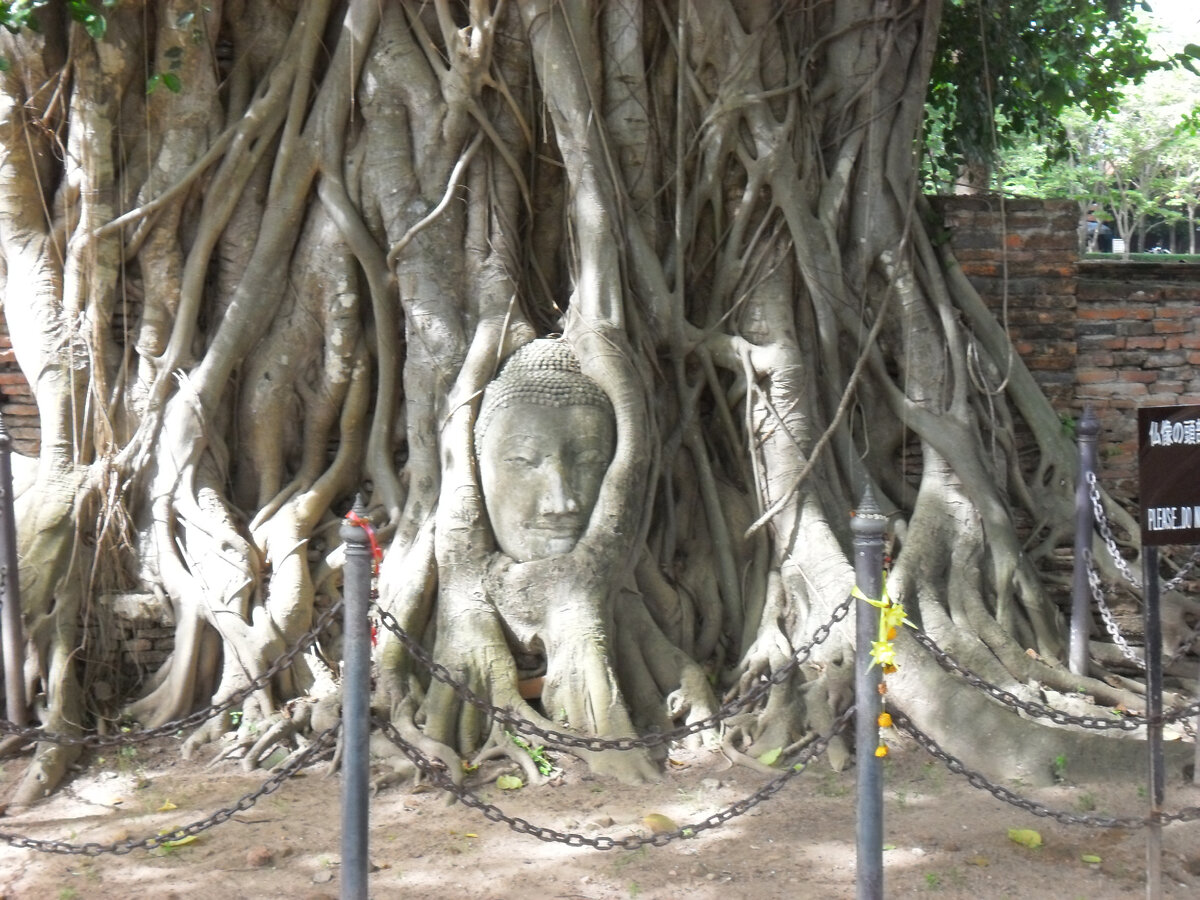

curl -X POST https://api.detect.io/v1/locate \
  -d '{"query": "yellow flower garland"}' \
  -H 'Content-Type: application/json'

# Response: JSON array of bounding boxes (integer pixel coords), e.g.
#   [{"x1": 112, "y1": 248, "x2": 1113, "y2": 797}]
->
[{"x1": 852, "y1": 575, "x2": 911, "y2": 759}]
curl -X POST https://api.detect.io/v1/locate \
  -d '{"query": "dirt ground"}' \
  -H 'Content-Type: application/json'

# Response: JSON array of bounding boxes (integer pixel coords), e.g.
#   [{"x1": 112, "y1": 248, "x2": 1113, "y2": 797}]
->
[{"x1": 2, "y1": 729, "x2": 1200, "y2": 900}]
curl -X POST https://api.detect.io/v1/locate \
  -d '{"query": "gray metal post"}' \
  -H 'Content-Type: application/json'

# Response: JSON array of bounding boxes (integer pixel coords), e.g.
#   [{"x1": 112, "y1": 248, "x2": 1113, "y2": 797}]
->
[
  {"x1": 340, "y1": 498, "x2": 372, "y2": 900},
  {"x1": 852, "y1": 487, "x2": 887, "y2": 900},
  {"x1": 1194, "y1": 664, "x2": 1200, "y2": 787},
  {"x1": 1069, "y1": 406, "x2": 1100, "y2": 677},
  {"x1": 0, "y1": 414, "x2": 26, "y2": 725},
  {"x1": 1143, "y1": 545, "x2": 1163, "y2": 900}
]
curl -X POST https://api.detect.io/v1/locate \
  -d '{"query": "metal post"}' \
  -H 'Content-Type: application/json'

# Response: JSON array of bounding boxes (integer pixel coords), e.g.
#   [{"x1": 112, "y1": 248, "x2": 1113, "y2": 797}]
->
[
  {"x1": 853, "y1": 487, "x2": 887, "y2": 900},
  {"x1": 1069, "y1": 406, "x2": 1100, "y2": 677},
  {"x1": 1194, "y1": 663, "x2": 1200, "y2": 787},
  {"x1": 1143, "y1": 545, "x2": 1163, "y2": 900},
  {"x1": 340, "y1": 498, "x2": 372, "y2": 900},
  {"x1": 0, "y1": 414, "x2": 26, "y2": 725}
]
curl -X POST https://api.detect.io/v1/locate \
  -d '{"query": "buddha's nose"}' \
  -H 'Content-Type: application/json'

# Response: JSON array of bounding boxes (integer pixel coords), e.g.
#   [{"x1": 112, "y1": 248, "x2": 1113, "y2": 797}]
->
[{"x1": 540, "y1": 458, "x2": 579, "y2": 515}]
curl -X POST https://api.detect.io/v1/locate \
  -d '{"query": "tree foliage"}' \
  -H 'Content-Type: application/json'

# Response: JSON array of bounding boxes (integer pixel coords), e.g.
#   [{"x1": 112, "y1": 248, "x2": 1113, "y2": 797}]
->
[
  {"x1": 996, "y1": 61, "x2": 1200, "y2": 253},
  {"x1": 927, "y1": 0, "x2": 1164, "y2": 185}
]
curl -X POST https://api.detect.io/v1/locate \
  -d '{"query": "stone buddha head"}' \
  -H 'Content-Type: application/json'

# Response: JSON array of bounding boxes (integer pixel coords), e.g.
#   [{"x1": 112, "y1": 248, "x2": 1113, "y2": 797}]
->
[{"x1": 475, "y1": 340, "x2": 616, "y2": 562}]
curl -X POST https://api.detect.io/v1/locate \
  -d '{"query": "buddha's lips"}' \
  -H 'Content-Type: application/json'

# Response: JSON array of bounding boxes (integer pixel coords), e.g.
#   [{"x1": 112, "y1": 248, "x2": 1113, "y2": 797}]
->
[{"x1": 522, "y1": 518, "x2": 583, "y2": 540}]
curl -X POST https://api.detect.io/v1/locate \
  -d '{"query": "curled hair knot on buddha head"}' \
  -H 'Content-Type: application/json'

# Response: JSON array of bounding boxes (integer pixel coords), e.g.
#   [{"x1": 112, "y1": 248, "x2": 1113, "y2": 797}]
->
[{"x1": 474, "y1": 339, "x2": 614, "y2": 450}]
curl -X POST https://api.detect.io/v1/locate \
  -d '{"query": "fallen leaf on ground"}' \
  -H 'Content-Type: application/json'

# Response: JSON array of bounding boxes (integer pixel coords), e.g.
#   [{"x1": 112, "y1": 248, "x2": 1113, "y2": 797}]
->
[
  {"x1": 643, "y1": 813, "x2": 677, "y2": 834},
  {"x1": 757, "y1": 747, "x2": 782, "y2": 766},
  {"x1": 1007, "y1": 828, "x2": 1042, "y2": 849}
]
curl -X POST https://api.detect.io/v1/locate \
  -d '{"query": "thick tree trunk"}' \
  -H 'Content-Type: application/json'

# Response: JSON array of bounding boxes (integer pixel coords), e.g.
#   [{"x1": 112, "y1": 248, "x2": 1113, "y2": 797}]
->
[{"x1": 0, "y1": 0, "x2": 1177, "y2": 801}]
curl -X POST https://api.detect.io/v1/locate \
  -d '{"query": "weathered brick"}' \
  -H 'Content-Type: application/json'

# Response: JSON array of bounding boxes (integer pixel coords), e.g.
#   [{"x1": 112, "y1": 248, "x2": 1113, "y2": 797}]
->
[
  {"x1": 1112, "y1": 350, "x2": 1150, "y2": 366},
  {"x1": 1154, "y1": 306, "x2": 1200, "y2": 319},
  {"x1": 1089, "y1": 382, "x2": 1149, "y2": 397},
  {"x1": 1149, "y1": 354, "x2": 1189, "y2": 368},
  {"x1": 1119, "y1": 371, "x2": 1157, "y2": 384},
  {"x1": 1077, "y1": 336, "x2": 1125, "y2": 351},
  {"x1": 1153, "y1": 319, "x2": 1192, "y2": 334},
  {"x1": 1025, "y1": 355, "x2": 1074, "y2": 371},
  {"x1": 1077, "y1": 323, "x2": 1119, "y2": 338},
  {"x1": 1078, "y1": 306, "x2": 1154, "y2": 321}
]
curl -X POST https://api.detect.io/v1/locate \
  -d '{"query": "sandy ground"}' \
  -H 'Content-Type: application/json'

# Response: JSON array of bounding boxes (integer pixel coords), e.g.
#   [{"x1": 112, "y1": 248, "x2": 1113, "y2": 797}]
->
[{"x1": 2, "y1": 728, "x2": 1200, "y2": 900}]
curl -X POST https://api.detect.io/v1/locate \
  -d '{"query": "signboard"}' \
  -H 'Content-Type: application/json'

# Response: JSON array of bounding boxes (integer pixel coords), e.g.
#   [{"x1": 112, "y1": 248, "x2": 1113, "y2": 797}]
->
[{"x1": 1138, "y1": 405, "x2": 1200, "y2": 546}]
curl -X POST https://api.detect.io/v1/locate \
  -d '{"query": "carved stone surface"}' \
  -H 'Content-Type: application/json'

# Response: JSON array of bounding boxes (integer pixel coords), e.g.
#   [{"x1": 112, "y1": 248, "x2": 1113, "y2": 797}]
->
[{"x1": 476, "y1": 340, "x2": 615, "y2": 561}]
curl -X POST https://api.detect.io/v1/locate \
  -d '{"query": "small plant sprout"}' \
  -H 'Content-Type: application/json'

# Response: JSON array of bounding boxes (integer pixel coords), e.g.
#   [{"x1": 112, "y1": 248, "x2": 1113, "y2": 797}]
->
[{"x1": 507, "y1": 731, "x2": 556, "y2": 776}]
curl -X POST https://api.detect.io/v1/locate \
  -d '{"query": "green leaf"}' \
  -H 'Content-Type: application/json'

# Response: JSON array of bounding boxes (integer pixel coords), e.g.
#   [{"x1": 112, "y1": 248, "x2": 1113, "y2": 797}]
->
[
  {"x1": 81, "y1": 14, "x2": 105, "y2": 39},
  {"x1": 757, "y1": 747, "x2": 782, "y2": 767},
  {"x1": 496, "y1": 774, "x2": 523, "y2": 791},
  {"x1": 161, "y1": 72, "x2": 182, "y2": 93},
  {"x1": 146, "y1": 73, "x2": 162, "y2": 94},
  {"x1": 642, "y1": 813, "x2": 677, "y2": 834},
  {"x1": 1007, "y1": 828, "x2": 1042, "y2": 849},
  {"x1": 1081, "y1": 853, "x2": 1102, "y2": 864}
]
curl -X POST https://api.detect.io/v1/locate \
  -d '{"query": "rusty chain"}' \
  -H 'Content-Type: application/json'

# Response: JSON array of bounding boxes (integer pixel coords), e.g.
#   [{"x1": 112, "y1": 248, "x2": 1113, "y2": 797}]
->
[
  {"x1": 908, "y1": 626, "x2": 1200, "y2": 729},
  {"x1": 0, "y1": 724, "x2": 339, "y2": 856},
  {"x1": 0, "y1": 599, "x2": 343, "y2": 749},
  {"x1": 373, "y1": 706, "x2": 855, "y2": 850},
  {"x1": 373, "y1": 592, "x2": 853, "y2": 753},
  {"x1": 893, "y1": 710, "x2": 1200, "y2": 828}
]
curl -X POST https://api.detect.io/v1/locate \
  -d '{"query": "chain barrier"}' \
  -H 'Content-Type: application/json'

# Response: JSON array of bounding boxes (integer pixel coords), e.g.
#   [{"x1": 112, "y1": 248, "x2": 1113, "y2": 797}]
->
[
  {"x1": 1087, "y1": 472, "x2": 1200, "y2": 593},
  {"x1": 1086, "y1": 550, "x2": 1146, "y2": 669},
  {"x1": 908, "y1": 626, "x2": 1200, "y2": 729},
  {"x1": 0, "y1": 724, "x2": 339, "y2": 856},
  {"x1": 890, "y1": 711, "x2": 1147, "y2": 828},
  {"x1": 0, "y1": 599, "x2": 343, "y2": 749},
  {"x1": 1084, "y1": 472, "x2": 1200, "y2": 667},
  {"x1": 373, "y1": 593, "x2": 853, "y2": 753},
  {"x1": 893, "y1": 710, "x2": 1200, "y2": 828},
  {"x1": 1087, "y1": 471, "x2": 1142, "y2": 588},
  {"x1": 373, "y1": 706, "x2": 855, "y2": 850},
  {"x1": 1085, "y1": 553, "x2": 1200, "y2": 671}
]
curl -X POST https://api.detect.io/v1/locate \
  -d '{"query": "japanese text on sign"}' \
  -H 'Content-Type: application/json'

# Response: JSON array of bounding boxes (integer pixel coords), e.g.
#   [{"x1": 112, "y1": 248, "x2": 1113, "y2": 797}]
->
[
  {"x1": 1138, "y1": 405, "x2": 1200, "y2": 547},
  {"x1": 1146, "y1": 417, "x2": 1200, "y2": 447}
]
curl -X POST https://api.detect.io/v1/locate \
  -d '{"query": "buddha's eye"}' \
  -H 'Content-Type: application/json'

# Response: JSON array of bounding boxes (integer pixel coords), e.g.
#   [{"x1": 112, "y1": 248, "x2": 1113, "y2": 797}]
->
[
  {"x1": 504, "y1": 455, "x2": 537, "y2": 467},
  {"x1": 574, "y1": 451, "x2": 609, "y2": 466}
]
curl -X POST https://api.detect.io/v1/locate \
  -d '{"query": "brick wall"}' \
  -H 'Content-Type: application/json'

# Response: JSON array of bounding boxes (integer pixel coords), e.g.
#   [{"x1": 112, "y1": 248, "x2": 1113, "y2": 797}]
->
[
  {"x1": 0, "y1": 306, "x2": 40, "y2": 456},
  {"x1": 1075, "y1": 261, "x2": 1200, "y2": 497},
  {"x1": 930, "y1": 196, "x2": 1080, "y2": 409},
  {"x1": 934, "y1": 196, "x2": 1200, "y2": 502}
]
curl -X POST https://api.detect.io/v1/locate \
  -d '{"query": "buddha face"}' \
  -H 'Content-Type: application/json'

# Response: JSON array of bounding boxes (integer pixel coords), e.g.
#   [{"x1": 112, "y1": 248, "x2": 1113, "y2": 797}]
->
[{"x1": 478, "y1": 402, "x2": 615, "y2": 561}]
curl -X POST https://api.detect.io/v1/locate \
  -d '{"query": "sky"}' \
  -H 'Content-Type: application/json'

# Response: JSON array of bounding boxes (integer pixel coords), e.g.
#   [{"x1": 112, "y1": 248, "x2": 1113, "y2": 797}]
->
[{"x1": 1140, "y1": 0, "x2": 1200, "y2": 53}]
